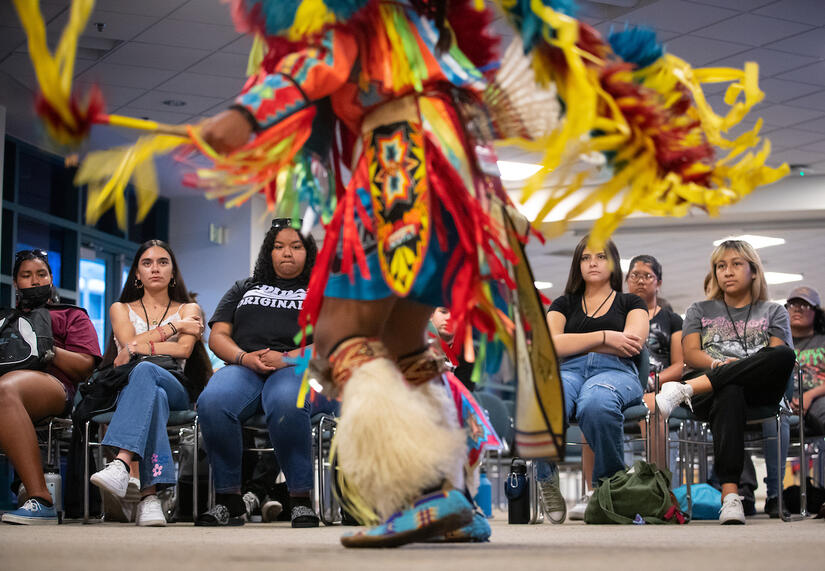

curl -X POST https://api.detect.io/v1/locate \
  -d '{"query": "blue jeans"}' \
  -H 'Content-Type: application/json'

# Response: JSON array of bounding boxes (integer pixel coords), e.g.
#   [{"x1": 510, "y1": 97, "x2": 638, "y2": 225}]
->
[
  {"x1": 561, "y1": 353, "x2": 643, "y2": 485},
  {"x1": 101, "y1": 362, "x2": 189, "y2": 490},
  {"x1": 197, "y1": 365, "x2": 314, "y2": 494}
]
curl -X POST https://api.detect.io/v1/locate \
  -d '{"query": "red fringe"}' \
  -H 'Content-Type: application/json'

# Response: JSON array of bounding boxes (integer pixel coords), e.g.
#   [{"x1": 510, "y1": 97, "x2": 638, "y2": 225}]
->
[
  {"x1": 447, "y1": 0, "x2": 499, "y2": 71},
  {"x1": 35, "y1": 84, "x2": 105, "y2": 144}
]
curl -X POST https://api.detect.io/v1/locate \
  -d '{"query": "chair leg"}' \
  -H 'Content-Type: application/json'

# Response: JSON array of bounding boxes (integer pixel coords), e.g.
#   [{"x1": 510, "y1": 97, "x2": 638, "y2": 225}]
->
[
  {"x1": 193, "y1": 417, "x2": 199, "y2": 521},
  {"x1": 83, "y1": 421, "x2": 90, "y2": 524}
]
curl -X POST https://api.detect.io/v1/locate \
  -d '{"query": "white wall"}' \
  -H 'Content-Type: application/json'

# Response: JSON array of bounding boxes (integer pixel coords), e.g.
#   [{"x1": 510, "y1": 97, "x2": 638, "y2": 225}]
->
[{"x1": 168, "y1": 193, "x2": 271, "y2": 333}]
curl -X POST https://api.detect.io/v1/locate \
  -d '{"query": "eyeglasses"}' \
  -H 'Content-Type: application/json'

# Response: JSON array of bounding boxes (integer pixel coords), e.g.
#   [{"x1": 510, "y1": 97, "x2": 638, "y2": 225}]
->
[
  {"x1": 271, "y1": 218, "x2": 302, "y2": 229},
  {"x1": 627, "y1": 271, "x2": 657, "y2": 283},
  {"x1": 15, "y1": 249, "x2": 49, "y2": 262},
  {"x1": 785, "y1": 300, "x2": 813, "y2": 312}
]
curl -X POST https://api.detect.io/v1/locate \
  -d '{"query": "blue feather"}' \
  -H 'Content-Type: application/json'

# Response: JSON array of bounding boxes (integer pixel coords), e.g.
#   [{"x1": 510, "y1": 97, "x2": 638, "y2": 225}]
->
[
  {"x1": 242, "y1": 0, "x2": 370, "y2": 36},
  {"x1": 608, "y1": 26, "x2": 664, "y2": 69}
]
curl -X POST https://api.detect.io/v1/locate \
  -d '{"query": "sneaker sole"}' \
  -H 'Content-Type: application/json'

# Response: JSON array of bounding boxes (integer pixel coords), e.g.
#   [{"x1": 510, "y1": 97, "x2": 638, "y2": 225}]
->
[
  {"x1": 261, "y1": 503, "x2": 283, "y2": 522},
  {"x1": 720, "y1": 519, "x2": 745, "y2": 525},
  {"x1": 137, "y1": 517, "x2": 167, "y2": 527},
  {"x1": 90, "y1": 473, "x2": 128, "y2": 499},
  {"x1": 546, "y1": 510, "x2": 566, "y2": 524},
  {"x1": 194, "y1": 517, "x2": 245, "y2": 527},
  {"x1": 2, "y1": 514, "x2": 59, "y2": 525},
  {"x1": 341, "y1": 509, "x2": 473, "y2": 548}
]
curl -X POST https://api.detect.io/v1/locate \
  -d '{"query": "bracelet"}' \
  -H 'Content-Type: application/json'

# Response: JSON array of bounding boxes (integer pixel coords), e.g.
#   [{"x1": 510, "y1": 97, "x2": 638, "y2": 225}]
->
[
  {"x1": 168, "y1": 322, "x2": 178, "y2": 336},
  {"x1": 149, "y1": 341, "x2": 156, "y2": 355},
  {"x1": 235, "y1": 350, "x2": 246, "y2": 365}
]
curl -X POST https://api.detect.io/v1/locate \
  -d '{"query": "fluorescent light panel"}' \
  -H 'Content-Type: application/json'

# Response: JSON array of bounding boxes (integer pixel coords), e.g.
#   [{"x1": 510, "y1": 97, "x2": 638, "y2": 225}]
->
[
  {"x1": 713, "y1": 234, "x2": 785, "y2": 249},
  {"x1": 765, "y1": 272, "x2": 803, "y2": 285},
  {"x1": 534, "y1": 281, "x2": 553, "y2": 290}
]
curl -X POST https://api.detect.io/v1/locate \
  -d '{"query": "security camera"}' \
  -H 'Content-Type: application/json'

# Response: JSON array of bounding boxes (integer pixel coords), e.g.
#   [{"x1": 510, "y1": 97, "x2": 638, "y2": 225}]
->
[{"x1": 94, "y1": 22, "x2": 106, "y2": 32}]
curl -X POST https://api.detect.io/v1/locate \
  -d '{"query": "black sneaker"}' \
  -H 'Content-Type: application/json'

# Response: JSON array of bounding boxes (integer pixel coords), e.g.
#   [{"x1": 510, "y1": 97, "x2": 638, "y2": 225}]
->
[
  {"x1": 195, "y1": 504, "x2": 245, "y2": 527},
  {"x1": 764, "y1": 496, "x2": 787, "y2": 519},
  {"x1": 741, "y1": 497, "x2": 756, "y2": 517},
  {"x1": 291, "y1": 505, "x2": 319, "y2": 528}
]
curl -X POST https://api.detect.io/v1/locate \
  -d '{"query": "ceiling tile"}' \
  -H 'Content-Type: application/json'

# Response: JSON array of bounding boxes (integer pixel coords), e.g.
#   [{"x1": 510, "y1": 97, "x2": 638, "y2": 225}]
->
[
  {"x1": 665, "y1": 35, "x2": 749, "y2": 66},
  {"x1": 755, "y1": 0, "x2": 825, "y2": 26},
  {"x1": 48, "y1": 9, "x2": 158, "y2": 42},
  {"x1": 766, "y1": 28, "x2": 825, "y2": 59},
  {"x1": 134, "y1": 19, "x2": 241, "y2": 50},
  {"x1": 784, "y1": 91, "x2": 825, "y2": 113},
  {"x1": 777, "y1": 61, "x2": 825, "y2": 87},
  {"x1": 73, "y1": 82, "x2": 146, "y2": 107},
  {"x1": 692, "y1": 13, "x2": 811, "y2": 47},
  {"x1": 709, "y1": 48, "x2": 820, "y2": 78},
  {"x1": 0, "y1": 25, "x2": 26, "y2": 60},
  {"x1": 793, "y1": 116, "x2": 825, "y2": 134},
  {"x1": 168, "y1": 0, "x2": 235, "y2": 25},
  {"x1": 87, "y1": 0, "x2": 188, "y2": 18},
  {"x1": 203, "y1": 98, "x2": 240, "y2": 116},
  {"x1": 156, "y1": 72, "x2": 245, "y2": 99},
  {"x1": 686, "y1": 0, "x2": 775, "y2": 9},
  {"x1": 222, "y1": 34, "x2": 255, "y2": 56},
  {"x1": 623, "y1": 0, "x2": 739, "y2": 34},
  {"x1": 802, "y1": 139, "x2": 825, "y2": 154},
  {"x1": 767, "y1": 148, "x2": 825, "y2": 166},
  {"x1": 112, "y1": 106, "x2": 194, "y2": 125},
  {"x1": 0, "y1": 52, "x2": 93, "y2": 78},
  {"x1": 761, "y1": 128, "x2": 825, "y2": 150},
  {"x1": 592, "y1": 21, "x2": 680, "y2": 42},
  {"x1": 758, "y1": 104, "x2": 825, "y2": 128},
  {"x1": 187, "y1": 52, "x2": 249, "y2": 78},
  {"x1": 758, "y1": 79, "x2": 821, "y2": 104},
  {"x1": 79, "y1": 62, "x2": 178, "y2": 89},
  {"x1": 0, "y1": 1, "x2": 68, "y2": 26},
  {"x1": 125, "y1": 90, "x2": 226, "y2": 115},
  {"x1": 103, "y1": 42, "x2": 210, "y2": 71}
]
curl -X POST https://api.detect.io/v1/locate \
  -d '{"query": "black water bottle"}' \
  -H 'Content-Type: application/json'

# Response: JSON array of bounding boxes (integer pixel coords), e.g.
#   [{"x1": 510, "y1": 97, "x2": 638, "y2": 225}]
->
[{"x1": 505, "y1": 457, "x2": 530, "y2": 524}]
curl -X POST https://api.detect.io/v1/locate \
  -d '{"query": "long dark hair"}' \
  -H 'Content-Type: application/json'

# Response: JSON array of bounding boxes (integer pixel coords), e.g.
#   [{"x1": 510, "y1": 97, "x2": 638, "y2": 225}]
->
[
  {"x1": 563, "y1": 235, "x2": 624, "y2": 296},
  {"x1": 252, "y1": 222, "x2": 317, "y2": 286},
  {"x1": 119, "y1": 240, "x2": 191, "y2": 304},
  {"x1": 12, "y1": 249, "x2": 60, "y2": 306},
  {"x1": 627, "y1": 254, "x2": 663, "y2": 282},
  {"x1": 99, "y1": 241, "x2": 212, "y2": 396},
  {"x1": 814, "y1": 307, "x2": 825, "y2": 335}
]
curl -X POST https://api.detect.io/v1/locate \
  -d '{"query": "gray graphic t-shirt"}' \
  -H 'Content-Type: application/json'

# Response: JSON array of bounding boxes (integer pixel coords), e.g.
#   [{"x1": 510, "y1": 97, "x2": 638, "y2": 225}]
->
[{"x1": 682, "y1": 300, "x2": 792, "y2": 374}]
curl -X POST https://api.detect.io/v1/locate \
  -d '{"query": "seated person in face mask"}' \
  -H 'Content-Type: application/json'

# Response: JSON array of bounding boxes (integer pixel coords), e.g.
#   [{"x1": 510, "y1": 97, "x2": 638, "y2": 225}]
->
[{"x1": 1, "y1": 250, "x2": 101, "y2": 525}]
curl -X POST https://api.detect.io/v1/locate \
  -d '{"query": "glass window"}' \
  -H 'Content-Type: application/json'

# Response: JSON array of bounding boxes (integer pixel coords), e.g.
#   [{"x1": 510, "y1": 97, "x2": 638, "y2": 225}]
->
[
  {"x1": 1, "y1": 283, "x2": 10, "y2": 307},
  {"x1": 80, "y1": 189, "x2": 126, "y2": 238},
  {"x1": 16, "y1": 148, "x2": 78, "y2": 221},
  {"x1": 129, "y1": 195, "x2": 169, "y2": 244},
  {"x1": 1, "y1": 209, "x2": 12, "y2": 276},
  {"x1": 79, "y1": 258, "x2": 107, "y2": 351}
]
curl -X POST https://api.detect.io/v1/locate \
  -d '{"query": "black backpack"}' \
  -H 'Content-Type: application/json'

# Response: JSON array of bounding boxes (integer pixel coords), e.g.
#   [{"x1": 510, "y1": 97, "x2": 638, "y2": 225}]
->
[{"x1": 0, "y1": 307, "x2": 54, "y2": 375}]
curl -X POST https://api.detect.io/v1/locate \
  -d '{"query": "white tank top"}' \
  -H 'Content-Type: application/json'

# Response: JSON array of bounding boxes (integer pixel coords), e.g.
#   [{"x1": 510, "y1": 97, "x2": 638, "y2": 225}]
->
[{"x1": 115, "y1": 304, "x2": 186, "y2": 368}]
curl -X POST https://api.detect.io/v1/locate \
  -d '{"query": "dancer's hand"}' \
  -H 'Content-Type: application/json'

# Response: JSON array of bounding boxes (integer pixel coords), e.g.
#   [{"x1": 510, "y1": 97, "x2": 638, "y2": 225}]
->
[
  {"x1": 199, "y1": 108, "x2": 253, "y2": 154},
  {"x1": 242, "y1": 349, "x2": 277, "y2": 374}
]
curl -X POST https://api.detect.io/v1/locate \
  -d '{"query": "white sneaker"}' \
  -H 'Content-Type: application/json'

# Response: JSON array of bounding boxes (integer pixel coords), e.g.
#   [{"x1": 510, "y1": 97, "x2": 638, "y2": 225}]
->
[
  {"x1": 569, "y1": 491, "x2": 593, "y2": 521},
  {"x1": 537, "y1": 474, "x2": 567, "y2": 524},
  {"x1": 655, "y1": 382, "x2": 693, "y2": 419},
  {"x1": 261, "y1": 499, "x2": 283, "y2": 522},
  {"x1": 135, "y1": 495, "x2": 167, "y2": 527},
  {"x1": 719, "y1": 494, "x2": 746, "y2": 525},
  {"x1": 90, "y1": 460, "x2": 130, "y2": 498}
]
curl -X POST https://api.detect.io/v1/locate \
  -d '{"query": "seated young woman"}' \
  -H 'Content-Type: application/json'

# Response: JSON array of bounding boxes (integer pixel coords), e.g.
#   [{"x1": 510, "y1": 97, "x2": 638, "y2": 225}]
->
[
  {"x1": 88, "y1": 240, "x2": 205, "y2": 527},
  {"x1": 196, "y1": 218, "x2": 326, "y2": 527},
  {"x1": 786, "y1": 286, "x2": 825, "y2": 435},
  {"x1": 656, "y1": 239, "x2": 795, "y2": 525},
  {"x1": 1, "y1": 250, "x2": 101, "y2": 525},
  {"x1": 538, "y1": 235, "x2": 649, "y2": 523}
]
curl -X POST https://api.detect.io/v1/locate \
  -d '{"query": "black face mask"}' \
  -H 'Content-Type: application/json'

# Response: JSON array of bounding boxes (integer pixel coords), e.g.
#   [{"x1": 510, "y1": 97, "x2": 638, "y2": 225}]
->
[{"x1": 17, "y1": 284, "x2": 52, "y2": 310}]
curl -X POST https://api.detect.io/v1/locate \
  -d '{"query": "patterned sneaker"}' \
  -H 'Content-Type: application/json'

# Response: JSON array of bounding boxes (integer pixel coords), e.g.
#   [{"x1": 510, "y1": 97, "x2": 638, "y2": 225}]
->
[
  {"x1": 537, "y1": 472, "x2": 567, "y2": 524},
  {"x1": 655, "y1": 382, "x2": 693, "y2": 419},
  {"x1": 569, "y1": 491, "x2": 593, "y2": 521},
  {"x1": 90, "y1": 460, "x2": 130, "y2": 498},
  {"x1": 242, "y1": 492, "x2": 261, "y2": 519},
  {"x1": 135, "y1": 495, "x2": 167, "y2": 527},
  {"x1": 291, "y1": 505, "x2": 320, "y2": 528},
  {"x1": 719, "y1": 494, "x2": 746, "y2": 525},
  {"x1": 340, "y1": 490, "x2": 474, "y2": 548},
  {"x1": 195, "y1": 504, "x2": 245, "y2": 527},
  {"x1": 261, "y1": 499, "x2": 283, "y2": 522},
  {"x1": 2, "y1": 498, "x2": 59, "y2": 525}
]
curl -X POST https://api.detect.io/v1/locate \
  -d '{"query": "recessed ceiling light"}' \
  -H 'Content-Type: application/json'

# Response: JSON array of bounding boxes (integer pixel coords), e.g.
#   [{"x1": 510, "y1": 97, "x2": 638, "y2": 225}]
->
[
  {"x1": 497, "y1": 160, "x2": 542, "y2": 181},
  {"x1": 713, "y1": 234, "x2": 785, "y2": 249},
  {"x1": 765, "y1": 272, "x2": 803, "y2": 285},
  {"x1": 162, "y1": 99, "x2": 187, "y2": 107},
  {"x1": 534, "y1": 281, "x2": 553, "y2": 290}
]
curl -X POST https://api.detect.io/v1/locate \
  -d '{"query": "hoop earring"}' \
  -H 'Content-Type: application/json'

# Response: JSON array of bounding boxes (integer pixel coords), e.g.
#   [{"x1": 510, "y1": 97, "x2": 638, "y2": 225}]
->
[{"x1": 135, "y1": 278, "x2": 143, "y2": 289}]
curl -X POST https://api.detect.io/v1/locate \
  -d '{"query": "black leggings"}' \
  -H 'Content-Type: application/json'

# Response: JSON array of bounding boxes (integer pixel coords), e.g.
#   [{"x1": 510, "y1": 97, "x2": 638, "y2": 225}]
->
[{"x1": 687, "y1": 345, "x2": 796, "y2": 485}]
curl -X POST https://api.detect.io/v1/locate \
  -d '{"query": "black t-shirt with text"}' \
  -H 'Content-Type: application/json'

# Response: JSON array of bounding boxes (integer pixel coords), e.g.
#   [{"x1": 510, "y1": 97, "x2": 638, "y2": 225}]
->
[
  {"x1": 647, "y1": 309, "x2": 683, "y2": 373},
  {"x1": 209, "y1": 278, "x2": 311, "y2": 353}
]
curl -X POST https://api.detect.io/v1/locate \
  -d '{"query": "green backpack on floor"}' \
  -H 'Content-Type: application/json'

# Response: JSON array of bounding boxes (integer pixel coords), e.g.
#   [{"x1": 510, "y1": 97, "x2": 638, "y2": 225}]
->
[{"x1": 585, "y1": 461, "x2": 686, "y2": 524}]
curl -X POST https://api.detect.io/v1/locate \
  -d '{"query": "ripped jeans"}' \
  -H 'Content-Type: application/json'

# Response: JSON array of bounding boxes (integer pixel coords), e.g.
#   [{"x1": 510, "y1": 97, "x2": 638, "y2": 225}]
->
[{"x1": 561, "y1": 352, "x2": 643, "y2": 486}]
